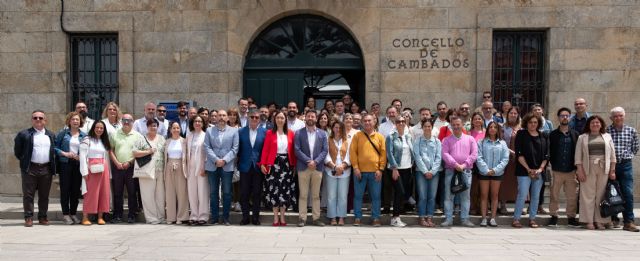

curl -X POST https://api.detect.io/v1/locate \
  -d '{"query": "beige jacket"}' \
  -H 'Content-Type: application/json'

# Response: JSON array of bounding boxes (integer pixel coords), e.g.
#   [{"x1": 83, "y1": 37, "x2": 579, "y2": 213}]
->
[{"x1": 575, "y1": 133, "x2": 617, "y2": 176}]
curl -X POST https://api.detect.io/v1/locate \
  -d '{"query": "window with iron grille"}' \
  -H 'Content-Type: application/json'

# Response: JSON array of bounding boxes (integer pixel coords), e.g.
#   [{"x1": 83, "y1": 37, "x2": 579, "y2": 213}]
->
[
  {"x1": 492, "y1": 31, "x2": 545, "y2": 115},
  {"x1": 70, "y1": 34, "x2": 118, "y2": 120}
]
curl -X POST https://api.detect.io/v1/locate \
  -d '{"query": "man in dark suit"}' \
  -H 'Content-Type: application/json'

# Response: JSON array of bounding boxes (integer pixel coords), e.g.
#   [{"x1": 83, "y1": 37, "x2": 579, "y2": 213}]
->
[
  {"x1": 14, "y1": 110, "x2": 57, "y2": 227},
  {"x1": 237, "y1": 109, "x2": 267, "y2": 225},
  {"x1": 294, "y1": 110, "x2": 328, "y2": 227}
]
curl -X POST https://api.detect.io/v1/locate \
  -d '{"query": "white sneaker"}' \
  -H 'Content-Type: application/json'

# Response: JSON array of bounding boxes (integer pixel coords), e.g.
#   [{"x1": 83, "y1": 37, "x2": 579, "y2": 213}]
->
[
  {"x1": 441, "y1": 219, "x2": 453, "y2": 227},
  {"x1": 480, "y1": 218, "x2": 488, "y2": 227},
  {"x1": 462, "y1": 219, "x2": 475, "y2": 227},
  {"x1": 390, "y1": 217, "x2": 406, "y2": 227},
  {"x1": 62, "y1": 215, "x2": 73, "y2": 225},
  {"x1": 408, "y1": 196, "x2": 417, "y2": 205},
  {"x1": 489, "y1": 218, "x2": 498, "y2": 227},
  {"x1": 70, "y1": 215, "x2": 81, "y2": 224},
  {"x1": 234, "y1": 202, "x2": 242, "y2": 212}
]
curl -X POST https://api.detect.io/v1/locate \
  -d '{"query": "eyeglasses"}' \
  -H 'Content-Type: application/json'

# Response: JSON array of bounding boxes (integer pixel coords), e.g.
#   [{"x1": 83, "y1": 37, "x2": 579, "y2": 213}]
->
[
  {"x1": 483, "y1": 107, "x2": 492, "y2": 110},
  {"x1": 483, "y1": 96, "x2": 491, "y2": 99},
  {"x1": 32, "y1": 117, "x2": 44, "y2": 120},
  {"x1": 157, "y1": 109, "x2": 166, "y2": 113},
  {"x1": 122, "y1": 119, "x2": 133, "y2": 123},
  {"x1": 396, "y1": 120, "x2": 406, "y2": 124},
  {"x1": 249, "y1": 116, "x2": 260, "y2": 119},
  {"x1": 460, "y1": 107, "x2": 470, "y2": 111},
  {"x1": 559, "y1": 115, "x2": 570, "y2": 118}
]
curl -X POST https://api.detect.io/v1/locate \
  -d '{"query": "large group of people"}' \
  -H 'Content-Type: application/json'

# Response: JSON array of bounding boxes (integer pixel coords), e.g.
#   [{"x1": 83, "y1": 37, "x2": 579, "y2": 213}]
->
[{"x1": 13, "y1": 93, "x2": 638, "y2": 232}]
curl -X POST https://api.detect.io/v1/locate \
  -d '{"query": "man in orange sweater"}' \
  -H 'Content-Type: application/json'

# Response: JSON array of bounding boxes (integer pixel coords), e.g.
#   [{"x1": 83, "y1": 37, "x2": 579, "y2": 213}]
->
[{"x1": 350, "y1": 114, "x2": 387, "y2": 227}]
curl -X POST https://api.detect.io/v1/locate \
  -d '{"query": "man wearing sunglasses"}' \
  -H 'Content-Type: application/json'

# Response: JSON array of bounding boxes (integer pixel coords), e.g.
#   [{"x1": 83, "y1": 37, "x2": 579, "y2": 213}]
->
[
  {"x1": 14, "y1": 110, "x2": 57, "y2": 227},
  {"x1": 156, "y1": 104, "x2": 169, "y2": 136}
]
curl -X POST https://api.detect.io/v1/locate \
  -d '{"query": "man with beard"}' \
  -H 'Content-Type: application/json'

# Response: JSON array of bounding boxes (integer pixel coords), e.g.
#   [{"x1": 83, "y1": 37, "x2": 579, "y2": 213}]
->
[
  {"x1": 294, "y1": 110, "x2": 328, "y2": 227},
  {"x1": 258, "y1": 106, "x2": 271, "y2": 129},
  {"x1": 547, "y1": 107, "x2": 580, "y2": 227},
  {"x1": 238, "y1": 98, "x2": 249, "y2": 127},
  {"x1": 458, "y1": 103, "x2": 472, "y2": 131},
  {"x1": 410, "y1": 107, "x2": 432, "y2": 140},
  {"x1": 188, "y1": 107, "x2": 198, "y2": 120},
  {"x1": 286, "y1": 101, "x2": 305, "y2": 132},
  {"x1": 156, "y1": 104, "x2": 169, "y2": 136},
  {"x1": 75, "y1": 101, "x2": 94, "y2": 133},
  {"x1": 177, "y1": 101, "x2": 189, "y2": 137}
]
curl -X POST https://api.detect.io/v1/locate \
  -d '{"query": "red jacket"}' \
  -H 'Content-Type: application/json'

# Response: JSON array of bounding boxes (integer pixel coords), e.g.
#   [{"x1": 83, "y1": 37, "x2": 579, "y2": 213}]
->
[
  {"x1": 438, "y1": 125, "x2": 468, "y2": 141},
  {"x1": 259, "y1": 130, "x2": 296, "y2": 168}
]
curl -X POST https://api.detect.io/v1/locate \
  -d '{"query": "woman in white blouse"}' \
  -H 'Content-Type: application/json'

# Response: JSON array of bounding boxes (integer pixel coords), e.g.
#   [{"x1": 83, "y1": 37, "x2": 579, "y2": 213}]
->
[
  {"x1": 78, "y1": 121, "x2": 111, "y2": 225},
  {"x1": 324, "y1": 121, "x2": 351, "y2": 226},
  {"x1": 186, "y1": 115, "x2": 209, "y2": 225},
  {"x1": 164, "y1": 121, "x2": 189, "y2": 224}
]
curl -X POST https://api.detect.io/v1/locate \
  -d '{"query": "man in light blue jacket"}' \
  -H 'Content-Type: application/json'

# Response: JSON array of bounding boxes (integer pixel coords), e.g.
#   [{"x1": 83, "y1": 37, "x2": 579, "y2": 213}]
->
[{"x1": 204, "y1": 109, "x2": 239, "y2": 225}]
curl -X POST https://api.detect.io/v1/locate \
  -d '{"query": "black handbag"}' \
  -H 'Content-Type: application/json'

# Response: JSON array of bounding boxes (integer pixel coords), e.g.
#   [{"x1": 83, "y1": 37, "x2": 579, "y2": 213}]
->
[
  {"x1": 135, "y1": 136, "x2": 153, "y2": 168},
  {"x1": 600, "y1": 179, "x2": 625, "y2": 218},
  {"x1": 450, "y1": 170, "x2": 468, "y2": 194}
]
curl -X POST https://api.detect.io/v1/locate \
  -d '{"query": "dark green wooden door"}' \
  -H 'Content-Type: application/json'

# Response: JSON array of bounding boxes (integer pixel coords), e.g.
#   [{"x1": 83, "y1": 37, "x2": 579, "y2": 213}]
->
[{"x1": 244, "y1": 71, "x2": 304, "y2": 108}]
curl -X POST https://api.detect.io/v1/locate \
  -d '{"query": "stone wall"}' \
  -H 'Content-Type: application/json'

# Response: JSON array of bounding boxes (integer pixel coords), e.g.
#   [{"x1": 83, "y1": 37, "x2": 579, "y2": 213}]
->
[{"x1": 1, "y1": 0, "x2": 639, "y2": 198}]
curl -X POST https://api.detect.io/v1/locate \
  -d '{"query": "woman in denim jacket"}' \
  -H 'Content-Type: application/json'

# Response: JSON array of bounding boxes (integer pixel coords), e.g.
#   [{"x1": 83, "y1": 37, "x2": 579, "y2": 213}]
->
[
  {"x1": 54, "y1": 112, "x2": 87, "y2": 225},
  {"x1": 412, "y1": 119, "x2": 442, "y2": 227},
  {"x1": 385, "y1": 115, "x2": 414, "y2": 227},
  {"x1": 475, "y1": 121, "x2": 510, "y2": 227}
]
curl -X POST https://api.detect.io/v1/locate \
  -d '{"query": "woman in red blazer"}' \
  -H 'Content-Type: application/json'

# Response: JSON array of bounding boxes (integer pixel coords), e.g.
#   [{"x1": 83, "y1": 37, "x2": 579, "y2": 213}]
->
[{"x1": 259, "y1": 111, "x2": 296, "y2": 226}]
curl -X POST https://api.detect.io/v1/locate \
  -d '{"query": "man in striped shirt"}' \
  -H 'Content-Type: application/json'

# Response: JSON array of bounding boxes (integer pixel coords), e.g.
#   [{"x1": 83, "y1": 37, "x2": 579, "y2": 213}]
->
[{"x1": 607, "y1": 106, "x2": 639, "y2": 232}]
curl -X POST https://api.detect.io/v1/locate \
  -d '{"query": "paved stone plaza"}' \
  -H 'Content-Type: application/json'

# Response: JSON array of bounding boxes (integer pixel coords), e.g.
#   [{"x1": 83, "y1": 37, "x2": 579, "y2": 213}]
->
[{"x1": 1, "y1": 218, "x2": 639, "y2": 261}]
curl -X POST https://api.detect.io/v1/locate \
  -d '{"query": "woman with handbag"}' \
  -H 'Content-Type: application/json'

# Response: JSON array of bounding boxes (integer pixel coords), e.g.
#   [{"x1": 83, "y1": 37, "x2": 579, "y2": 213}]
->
[
  {"x1": 575, "y1": 115, "x2": 617, "y2": 230},
  {"x1": 133, "y1": 119, "x2": 166, "y2": 224},
  {"x1": 78, "y1": 121, "x2": 111, "y2": 225},
  {"x1": 512, "y1": 113, "x2": 549, "y2": 228},
  {"x1": 164, "y1": 121, "x2": 189, "y2": 224},
  {"x1": 324, "y1": 121, "x2": 351, "y2": 226},
  {"x1": 55, "y1": 112, "x2": 87, "y2": 225},
  {"x1": 186, "y1": 115, "x2": 209, "y2": 225},
  {"x1": 260, "y1": 111, "x2": 297, "y2": 226},
  {"x1": 413, "y1": 119, "x2": 442, "y2": 227},
  {"x1": 476, "y1": 122, "x2": 510, "y2": 227}
]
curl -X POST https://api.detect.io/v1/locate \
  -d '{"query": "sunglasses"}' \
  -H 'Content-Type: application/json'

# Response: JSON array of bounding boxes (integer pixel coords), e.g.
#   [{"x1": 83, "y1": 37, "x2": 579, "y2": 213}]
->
[
  {"x1": 122, "y1": 119, "x2": 133, "y2": 123},
  {"x1": 396, "y1": 120, "x2": 406, "y2": 124},
  {"x1": 483, "y1": 96, "x2": 491, "y2": 98},
  {"x1": 157, "y1": 109, "x2": 166, "y2": 113},
  {"x1": 460, "y1": 107, "x2": 470, "y2": 111},
  {"x1": 32, "y1": 117, "x2": 44, "y2": 120},
  {"x1": 249, "y1": 116, "x2": 260, "y2": 119}
]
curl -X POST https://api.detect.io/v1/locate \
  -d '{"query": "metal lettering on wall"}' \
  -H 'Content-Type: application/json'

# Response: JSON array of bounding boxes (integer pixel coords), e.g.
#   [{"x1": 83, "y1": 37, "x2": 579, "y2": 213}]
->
[{"x1": 387, "y1": 37, "x2": 470, "y2": 70}]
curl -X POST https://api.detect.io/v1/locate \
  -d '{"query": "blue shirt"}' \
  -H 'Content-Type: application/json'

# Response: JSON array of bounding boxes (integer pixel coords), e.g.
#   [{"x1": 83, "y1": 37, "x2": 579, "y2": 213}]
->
[
  {"x1": 476, "y1": 139, "x2": 510, "y2": 176},
  {"x1": 412, "y1": 135, "x2": 442, "y2": 174}
]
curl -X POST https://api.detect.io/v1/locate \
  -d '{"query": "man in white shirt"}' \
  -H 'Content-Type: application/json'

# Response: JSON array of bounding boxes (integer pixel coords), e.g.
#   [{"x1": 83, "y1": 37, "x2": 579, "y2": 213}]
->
[
  {"x1": 286, "y1": 101, "x2": 305, "y2": 132},
  {"x1": 133, "y1": 102, "x2": 166, "y2": 136},
  {"x1": 410, "y1": 107, "x2": 432, "y2": 140},
  {"x1": 294, "y1": 110, "x2": 329, "y2": 227},
  {"x1": 433, "y1": 101, "x2": 449, "y2": 138},
  {"x1": 156, "y1": 104, "x2": 169, "y2": 137},
  {"x1": 378, "y1": 106, "x2": 398, "y2": 138},
  {"x1": 75, "y1": 101, "x2": 94, "y2": 133},
  {"x1": 238, "y1": 98, "x2": 249, "y2": 127},
  {"x1": 14, "y1": 110, "x2": 56, "y2": 227}
]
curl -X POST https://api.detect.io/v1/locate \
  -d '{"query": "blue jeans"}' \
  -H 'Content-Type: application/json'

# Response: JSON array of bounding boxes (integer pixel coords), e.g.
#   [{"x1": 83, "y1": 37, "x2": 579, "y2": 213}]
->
[
  {"x1": 325, "y1": 173, "x2": 349, "y2": 218},
  {"x1": 514, "y1": 175, "x2": 544, "y2": 220},
  {"x1": 615, "y1": 160, "x2": 635, "y2": 223},
  {"x1": 353, "y1": 172, "x2": 381, "y2": 219},
  {"x1": 416, "y1": 171, "x2": 440, "y2": 217},
  {"x1": 207, "y1": 169, "x2": 233, "y2": 221},
  {"x1": 444, "y1": 169, "x2": 471, "y2": 221}
]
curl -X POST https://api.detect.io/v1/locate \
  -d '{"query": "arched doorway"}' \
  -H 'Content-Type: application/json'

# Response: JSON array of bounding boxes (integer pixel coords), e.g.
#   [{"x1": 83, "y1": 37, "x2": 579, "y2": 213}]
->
[{"x1": 243, "y1": 14, "x2": 365, "y2": 110}]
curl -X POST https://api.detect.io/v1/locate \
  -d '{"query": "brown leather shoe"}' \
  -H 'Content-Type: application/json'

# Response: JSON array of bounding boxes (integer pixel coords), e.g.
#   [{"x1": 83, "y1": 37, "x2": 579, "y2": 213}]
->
[
  {"x1": 623, "y1": 223, "x2": 640, "y2": 232},
  {"x1": 529, "y1": 220, "x2": 539, "y2": 228},
  {"x1": 511, "y1": 220, "x2": 522, "y2": 228},
  {"x1": 24, "y1": 217, "x2": 33, "y2": 227},
  {"x1": 353, "y1": 218, "x2": 361, "y2": 226},
  {"x1": 372, "y1": 219, "x2": 381, "y2": 227},
  {"x1": 38, "y1": 217, "x2": 49, "y2": 225}
]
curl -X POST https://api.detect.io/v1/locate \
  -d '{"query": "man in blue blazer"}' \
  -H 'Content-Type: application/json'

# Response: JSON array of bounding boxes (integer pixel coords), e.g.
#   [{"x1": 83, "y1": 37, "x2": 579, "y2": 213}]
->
[
  {"x1": 294, "y1": 110, "x2": 328, "y2": 227},
  {"x1": 237, "y1": 109, "x2": 266, "y2": 225},
  {"x1": 204, "y1": 109, "x2": 239, "y2": 225}
]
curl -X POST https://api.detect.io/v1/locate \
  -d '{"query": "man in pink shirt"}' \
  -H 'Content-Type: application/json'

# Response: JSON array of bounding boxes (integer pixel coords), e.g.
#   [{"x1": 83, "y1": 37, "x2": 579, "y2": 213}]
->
[{"x1": 441, "y1": 116, "x2": 477, "y2": 227}]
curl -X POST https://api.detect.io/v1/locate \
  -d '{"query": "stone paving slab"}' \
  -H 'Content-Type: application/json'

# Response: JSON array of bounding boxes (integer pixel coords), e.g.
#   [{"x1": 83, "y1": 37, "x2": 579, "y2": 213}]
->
[{"x1": 2, "y1": 219, "x2": 640, "y2": 260}]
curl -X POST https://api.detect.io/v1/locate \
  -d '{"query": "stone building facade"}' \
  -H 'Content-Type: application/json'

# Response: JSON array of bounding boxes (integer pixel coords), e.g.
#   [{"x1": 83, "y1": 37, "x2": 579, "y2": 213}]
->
[{"x1": 1, "y1": 0, "x2": 639, "y2": 197}]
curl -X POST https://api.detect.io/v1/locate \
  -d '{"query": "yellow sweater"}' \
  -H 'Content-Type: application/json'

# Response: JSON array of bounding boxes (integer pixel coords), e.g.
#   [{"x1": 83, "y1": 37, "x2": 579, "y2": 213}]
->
[{"x1": 350, "y1": 130, "x2": 387, "y2": 172}]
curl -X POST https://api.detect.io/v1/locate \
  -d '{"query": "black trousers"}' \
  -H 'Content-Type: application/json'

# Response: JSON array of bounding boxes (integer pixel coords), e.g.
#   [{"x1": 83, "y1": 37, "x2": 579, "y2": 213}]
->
[
  {"x1": 240, "y1": 167, "x2": 263, "y2": 221},
  {"x1": 112, "y1": 163, "x2": 137, "y2": 219},
  {"x1": 392, "y1": 168, "x2": 413, "y2": 216},
  {"x1": 382, "y1": 168, "x2": 393, "y2": 209},
  {"x1": 59, "y1": 159, "x2": 82, "y2": 215},
  {"x1": 22, "y1": 163, "x2": 53, "y2": 218}
]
